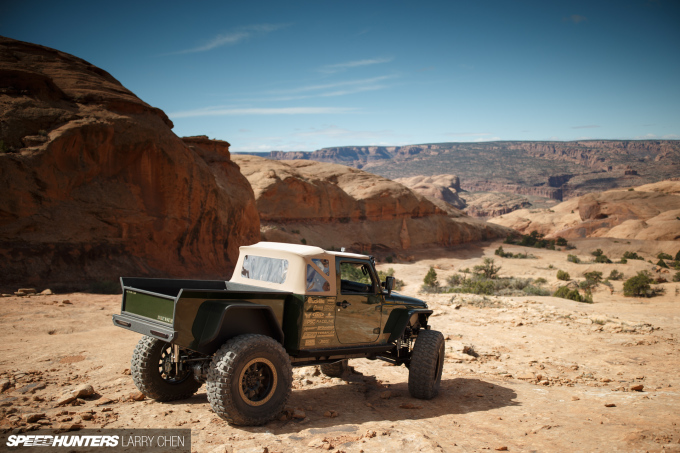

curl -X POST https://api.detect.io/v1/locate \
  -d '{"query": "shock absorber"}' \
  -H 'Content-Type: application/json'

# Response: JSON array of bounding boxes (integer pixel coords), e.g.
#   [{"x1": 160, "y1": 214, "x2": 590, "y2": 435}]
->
[{"x1": 172, "y1": 344, "x2": 181, "y2": 376}]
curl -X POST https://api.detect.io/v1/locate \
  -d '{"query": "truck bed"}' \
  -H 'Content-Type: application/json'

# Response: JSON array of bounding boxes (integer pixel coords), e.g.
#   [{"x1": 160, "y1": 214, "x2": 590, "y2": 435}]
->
[{"x1": 113, "y1": 277, "x2": 292, "y2": 351}]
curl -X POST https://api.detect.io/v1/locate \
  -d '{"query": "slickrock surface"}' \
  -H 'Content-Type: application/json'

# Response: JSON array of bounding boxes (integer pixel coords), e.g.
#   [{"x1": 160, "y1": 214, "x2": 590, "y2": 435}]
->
[
  {"x1": 0, "y1": 38, "x2": 259, "y2": 291},
  {"x1": 1, "y1": 239, "x2": 678, "y2": 451},
  {"x1": 232, "y1": 155, "x2": 510, "y2": 252},
  {"x1": 490, "y1": 180, "x2": 680, "y2": 240}
]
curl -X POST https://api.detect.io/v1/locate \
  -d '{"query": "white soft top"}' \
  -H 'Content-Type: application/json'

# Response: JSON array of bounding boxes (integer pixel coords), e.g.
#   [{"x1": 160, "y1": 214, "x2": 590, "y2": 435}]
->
[{"x1": 229, "y1": 242, "x2": 370, "y2": 294}]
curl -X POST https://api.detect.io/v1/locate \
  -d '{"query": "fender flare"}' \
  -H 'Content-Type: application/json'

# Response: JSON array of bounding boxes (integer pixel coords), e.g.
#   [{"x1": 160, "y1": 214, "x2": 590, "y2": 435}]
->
[
  {"x1": 383, "y1": 308, "x2": 433, "y2": 343},
  {"x1": 189, "y1": 301, "x2": 284, "y2": 355}
]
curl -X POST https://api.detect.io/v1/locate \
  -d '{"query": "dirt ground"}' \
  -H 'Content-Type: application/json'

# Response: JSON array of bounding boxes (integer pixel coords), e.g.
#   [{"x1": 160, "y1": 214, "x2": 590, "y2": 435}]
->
[{"x1": 1, "y1": 238, "x2": 679, "y2": 452}]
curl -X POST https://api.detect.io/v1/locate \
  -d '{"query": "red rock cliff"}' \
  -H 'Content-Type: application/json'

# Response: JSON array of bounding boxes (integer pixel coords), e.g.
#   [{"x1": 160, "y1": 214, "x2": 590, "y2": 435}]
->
[{"x1": 0, "y1": 37, "x2": 259, "y2": 291}]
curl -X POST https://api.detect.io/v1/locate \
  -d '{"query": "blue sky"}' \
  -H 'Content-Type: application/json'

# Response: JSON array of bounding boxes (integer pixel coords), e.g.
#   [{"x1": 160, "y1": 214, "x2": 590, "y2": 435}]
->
[{"x1": 2, "y1": 1, "x2": 679, "y2": 151}]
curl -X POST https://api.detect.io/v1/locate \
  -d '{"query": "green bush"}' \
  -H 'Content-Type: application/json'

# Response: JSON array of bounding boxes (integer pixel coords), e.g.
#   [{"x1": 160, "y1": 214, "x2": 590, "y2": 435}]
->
[
  {"x1": 623, "y1": 271, "x2": 655, "y2": 297},
  {"x1": 553, "y1": 286, "x2": 592, "y2": 303},
  {"x1": 300, "y1": 238, "x2": 307, "y2": 244},
  {"x1": 623, "y1": 251, "x2": 643, "y2": 260},
  {"x1": 385, "y1": 255, "x2": 393, "y2": 263},
  {"x1": 556, "y1": 237, "x2": 568, "y2": 246},
  {"x1": 620, "y1": 258, "x2": 628, "y2": 264},
  {"x1": 557, "y1": 270, "x2": 570, "y2": 281},
  {"x1": 658, "y1": 252, "x2": 673, "y2": 260},
  {"x1": 592, "y1": 249, "x2": 603, "y2": 257},
  {"x1": 567, "y1": 254, "x2": 581, "y2": 263},
  {"x1": 473, "y1": 258, "x2": 501, "y2": 279},
  {"x1": 583, "y1": 271, "x2": 603, "y2": 283},
  {"x1": 534, "y1": 277, "x2": 547, "y2": 285},
  {"x1": 523, "y1": 285, "x2": 551, "y2": 296},
  {"x1": 673, "y1": 272, "x2": 680, "y2": 283},
  {"x1": 378, "y1": 268, "x2": 404, "y2": 290},
  {"x1": 608, "y1": 270, "x2": 624, "y2": 281},
  {"x1": 594, "y1": 254, "x2": 612, "y2": 264},
  {"x1": 423, "y1": 267, "x2": 439, "y2": 289},
  {"x1": 657, "y1": 259, "x2": 669, "y2": 269},
  {"x1": 676, "y1": 250, "x2": 680, "y2": 261},
  {"x1": 446, "y1": 274, "x2": 463, "y2": 286}
]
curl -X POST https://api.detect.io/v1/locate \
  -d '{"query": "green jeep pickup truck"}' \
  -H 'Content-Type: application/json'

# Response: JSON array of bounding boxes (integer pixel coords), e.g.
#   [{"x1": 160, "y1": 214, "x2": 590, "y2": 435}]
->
[{"x1": 113, "y1": 242, "x2": 444, "y2": 425}]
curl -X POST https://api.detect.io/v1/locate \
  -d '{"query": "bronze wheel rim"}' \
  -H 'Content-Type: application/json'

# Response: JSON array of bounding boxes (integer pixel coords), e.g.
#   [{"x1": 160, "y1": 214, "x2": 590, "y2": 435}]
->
[{"x1": 238, "y1": 358, "x2": 278, "y2": 406}]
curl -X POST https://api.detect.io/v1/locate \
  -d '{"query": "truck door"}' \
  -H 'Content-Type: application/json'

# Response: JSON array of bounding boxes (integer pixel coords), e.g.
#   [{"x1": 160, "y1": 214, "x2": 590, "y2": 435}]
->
[{"x1": 335, "y1": 260, "x2": 382, "y2": 344}]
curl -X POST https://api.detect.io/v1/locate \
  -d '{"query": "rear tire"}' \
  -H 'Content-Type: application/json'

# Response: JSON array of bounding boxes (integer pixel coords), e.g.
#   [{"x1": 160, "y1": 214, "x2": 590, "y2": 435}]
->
[
  {"x1": 320, "y1": 359, "x2": 348, "y2": 377},
  {"x1": 407, "y1": 329, "x2": 445, "y2": 399},
  {"x1": 131, "y1": 336, "x2": 201, "y2": 402},
  {"x1": 207, "y1": 334, "x2": 292, "y2": 426}
]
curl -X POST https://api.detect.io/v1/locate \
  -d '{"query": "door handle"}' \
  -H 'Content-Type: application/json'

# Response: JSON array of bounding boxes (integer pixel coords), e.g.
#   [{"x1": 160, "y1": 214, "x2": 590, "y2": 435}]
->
[{"x1": 336, "y1": 300, "x2": 351, "y2": 309}]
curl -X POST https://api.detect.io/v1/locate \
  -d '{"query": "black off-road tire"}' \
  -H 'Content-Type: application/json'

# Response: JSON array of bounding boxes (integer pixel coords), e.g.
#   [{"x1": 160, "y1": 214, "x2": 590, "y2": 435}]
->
[
  {"x1": 407, "y1": 329, "x2": 445, "y2": 399},
  {"x1": 207, "y1": 334, "x2": 293, "y2": 426},
  {"x1": 320, "y1": 359, "x2": 348, "y2": 378},
  {"x1": 131, "y1": 336, "x2": 201, "y2": 402}
]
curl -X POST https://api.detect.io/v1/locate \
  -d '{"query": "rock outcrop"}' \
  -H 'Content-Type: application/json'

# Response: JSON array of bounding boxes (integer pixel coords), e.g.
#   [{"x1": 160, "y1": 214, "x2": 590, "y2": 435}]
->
[
  {"x1": 394, "y1": 174, "x2": 465, "y2": 209},
  {"x1": 0, "y1": 37, "x2": 259, "y2": 291},
  {"x1": 232, "y1": 155, "x2": 510, "y2": 253},
  {"x1": 489, "y1": 180, "x2": 680, "y2": 241}
]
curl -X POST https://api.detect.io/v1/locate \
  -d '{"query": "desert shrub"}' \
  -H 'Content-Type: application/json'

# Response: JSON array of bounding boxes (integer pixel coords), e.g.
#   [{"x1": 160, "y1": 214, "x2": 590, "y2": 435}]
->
[
  {"x1": 628, "y1": 188, "x2": 634, "y2": 191},
  {"x1": 620, "y1": 258, "x2": 628, "y2": 264},
  {"x1": 553, "y1": 286, "x2": 592, "y2": 303},
  {"x1": 300, "y1": 238, "x2": 307, "y2": 244},
  {"x1": 557, "y1": 270, "x2": 570, "y2": 281},
  {"x1": 494, "y1": 246, "x2": 533, "y2": 259},
  {"x1": 291, "y1": 229, "x2": 300, "y2": 234},
  {"x1": 623, "y1": 251, "x2": 643, "y2": 260},
  {"x1": 676, "y1": 250, "x2": 680, "y2": 261},
  {"x1": 673, "y1": 272, "x2": 680, "y2": 282},
  {"x1": 378, "y1": 268, "x2": 404, "y2": 290},
  {"x1": 385, "y1": 255, "x2": 393, "y2": 263},
  {"x1": 523, "y1": 285, "x2": 551, "y2": 296},
  {"x1": 473, "y1": 258, "x2": 501, "y2": 279},
  {"x1": 658, "y1": 252, "x2": 673, "y2": 260},
  {"x1": 422, "y1": 267, "x2": 439, "y2": 292},
  {"x1": 591, "y1": 249, "x2": 603, "y2": 257},
  {"x1": 583, "y1": 271, "x2": 603, "y2": 283},
  {"x1": 556, "y1": 237, "x2": 568, "y2": 246},
  {"x1": 594, "y1": 254, "x2": 612, "y2": 264},
  {"x1": 567, "y1": 254, "x2": 581, "y2": 263},
  {"x1": 656, "y1": 259, "x2": 669, "y2": 269},
  {"x1": 608, "y1": 270, "x2": 624, "y2": 281},
  {"x1": 623, "y1": 271, "x2": 656, "y2": 297},
  {"x1": 504, "y1": 230, "x2": 561, "y2": 250},
  {"x1": 534, "y1": 277, "x2": 547, "y2": 285},
  {"x1": 446, "y1": 273, "x2": 464, "y2": 286}
]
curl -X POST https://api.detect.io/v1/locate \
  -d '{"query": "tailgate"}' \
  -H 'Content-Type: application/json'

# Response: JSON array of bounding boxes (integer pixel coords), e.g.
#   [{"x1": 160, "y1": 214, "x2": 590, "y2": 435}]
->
[{"x1": 113, "y1": 287, "x2": 177, "y2": 341}]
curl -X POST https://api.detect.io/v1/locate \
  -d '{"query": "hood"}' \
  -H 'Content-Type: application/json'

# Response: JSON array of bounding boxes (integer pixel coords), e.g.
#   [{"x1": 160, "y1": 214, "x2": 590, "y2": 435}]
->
[{"x1": 385, "y1": 292, "x2": 428, "y2": 308}]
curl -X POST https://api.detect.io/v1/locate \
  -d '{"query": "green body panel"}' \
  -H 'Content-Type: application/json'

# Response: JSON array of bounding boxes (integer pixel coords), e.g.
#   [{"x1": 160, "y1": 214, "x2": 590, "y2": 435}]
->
[
  {"x1": 116, "y1": 260, "x2": 430, "y2": 358},
  {"x1": 123, "y1": 289, "x2": 174, "y2": 324}
]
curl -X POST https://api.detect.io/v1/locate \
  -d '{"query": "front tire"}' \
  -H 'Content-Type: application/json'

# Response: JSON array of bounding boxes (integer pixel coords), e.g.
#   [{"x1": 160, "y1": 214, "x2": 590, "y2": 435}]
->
[
  {"x1": 407, "y1": 329, "x2": 445, "y2": 399},
  {"x1": 131, "y1": 336, "x2": 201, "y2": 402},
  {"x1": 207, "y1": 334, "x2": 293, "y2": 426}
]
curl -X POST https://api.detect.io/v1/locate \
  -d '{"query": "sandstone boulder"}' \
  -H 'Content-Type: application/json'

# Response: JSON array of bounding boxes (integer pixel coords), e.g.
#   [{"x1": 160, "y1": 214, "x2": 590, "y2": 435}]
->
[
  {"x1": 490, "y1": 180, "x2": 680, "y2": 240},
  {"x1": 0, "y1": 38, "x2": 259, "y2": 291}
]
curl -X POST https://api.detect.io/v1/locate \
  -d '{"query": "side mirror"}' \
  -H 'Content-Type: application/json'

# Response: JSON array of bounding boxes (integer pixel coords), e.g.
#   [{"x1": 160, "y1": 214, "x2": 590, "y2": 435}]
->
[{"x1": 383, "y1": 276, "x2": 395, "y2": 296}]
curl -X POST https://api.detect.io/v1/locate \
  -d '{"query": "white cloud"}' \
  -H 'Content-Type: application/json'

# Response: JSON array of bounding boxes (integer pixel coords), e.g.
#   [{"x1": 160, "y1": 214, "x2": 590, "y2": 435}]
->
[
  {"x1": 319, "y1": 57, "x2": 393, "y2": 73},
  {"x1": 169, "y1": 106, "x2": 357, "y2": 118},
  {"x1": 168, "y1": 24, "x2": 289, "y2": 55}
]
